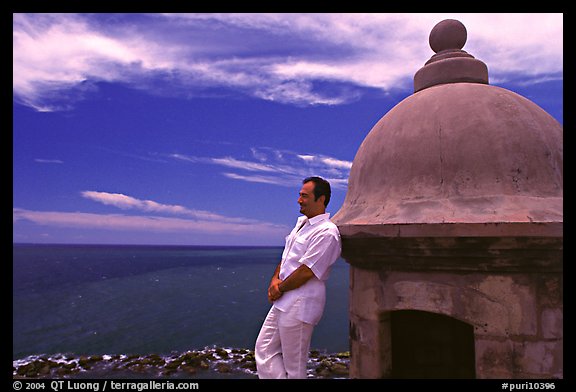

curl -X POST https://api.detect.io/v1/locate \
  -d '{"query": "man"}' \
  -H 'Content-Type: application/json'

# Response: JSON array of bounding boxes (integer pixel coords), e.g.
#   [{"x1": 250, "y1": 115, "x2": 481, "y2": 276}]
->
[{"x1": 255, "y1": 176, "x2": 342, "y2": 379}]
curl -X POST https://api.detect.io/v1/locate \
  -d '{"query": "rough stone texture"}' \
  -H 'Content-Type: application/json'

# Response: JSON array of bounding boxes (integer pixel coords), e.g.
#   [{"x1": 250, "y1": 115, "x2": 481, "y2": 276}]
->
[
  {"x1": 333, "y1": 83, "x2": 563, "y2": 228},
  {"x1": 429, "y1": 19, "x2": 467, "y2": 52},
  {"x1": 347, "y1": 269, "x2": 563, "y2": 378},
  {"x1": 541, "y1": 308, "x2": 563, "y2": 339},
  {"x1": 414, "y1": 59, "x2": 488, "y2": 92},
  {"x1": 334, "y1": 19, "x2": 563, "y2": 379}
]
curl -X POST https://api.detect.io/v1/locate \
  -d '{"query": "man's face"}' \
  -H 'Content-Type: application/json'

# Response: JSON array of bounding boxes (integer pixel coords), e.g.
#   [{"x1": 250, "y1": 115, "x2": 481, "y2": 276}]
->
[{"x1": 298, "y1": 181, "x2": 324, "y2": 218}]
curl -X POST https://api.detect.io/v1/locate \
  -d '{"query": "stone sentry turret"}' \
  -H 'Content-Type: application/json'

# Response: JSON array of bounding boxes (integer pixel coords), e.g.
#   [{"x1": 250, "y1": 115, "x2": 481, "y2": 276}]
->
[{"x1": 332, "y1": 19, "x2": 562, "y2": 379}]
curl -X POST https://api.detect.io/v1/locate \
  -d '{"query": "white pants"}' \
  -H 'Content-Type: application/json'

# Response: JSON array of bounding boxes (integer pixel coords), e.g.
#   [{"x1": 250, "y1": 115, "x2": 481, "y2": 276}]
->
[{"x1": 255, "y1": 303, "x2": 314, "y2": 379}]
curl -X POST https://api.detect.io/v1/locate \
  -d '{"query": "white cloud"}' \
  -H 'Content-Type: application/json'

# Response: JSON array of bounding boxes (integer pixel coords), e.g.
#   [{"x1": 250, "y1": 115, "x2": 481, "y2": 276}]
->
[
  {"x1": 211, "y1": 157, "x2": 280, "y2": 173},
  {"x1": 222, "y1": 172, "x2": 296, "y2": 187},
  {"x1": 34, "y1": 158, "x2": 64, "y2": 164},
  {"x1": 82, "y1": 190, "x2": 187, "y2": 214},
  {"x1": 81, "y1": 190, "x2": 263, "y2": 224},
  {"x1": 13, "y1": 13, "x2": 562, "y2": 111},
  {"x1": 13, "y1": 189, "x2": 291, "y2": 241},
  {"x1": 297, "y1": 154, "x2": 353, "y2": 170},
  {"x1": 171, "y1": 146, "x2": 352, "y2": 190},
  {"x1": 13, "y1": 208, "x2": 288, "y2": 236}
]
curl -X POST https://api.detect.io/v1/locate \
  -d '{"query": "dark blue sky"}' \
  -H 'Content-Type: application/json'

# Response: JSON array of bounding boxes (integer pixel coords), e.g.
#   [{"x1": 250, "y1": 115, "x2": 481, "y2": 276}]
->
[{"x1": 13, "y1": 13, "x2": 563, "y2": 245}]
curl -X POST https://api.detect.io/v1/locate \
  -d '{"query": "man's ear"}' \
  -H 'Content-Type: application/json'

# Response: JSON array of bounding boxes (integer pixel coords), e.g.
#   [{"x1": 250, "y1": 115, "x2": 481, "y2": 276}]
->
[{"x1": 318, "y1": 195, "x2": 326, "y2": 206}]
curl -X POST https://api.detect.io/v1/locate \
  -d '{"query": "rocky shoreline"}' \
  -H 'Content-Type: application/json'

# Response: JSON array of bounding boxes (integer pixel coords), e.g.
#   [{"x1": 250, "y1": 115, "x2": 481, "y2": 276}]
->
[{"x1": 13, "y1": 347, "x2": 350, "y2": 379}]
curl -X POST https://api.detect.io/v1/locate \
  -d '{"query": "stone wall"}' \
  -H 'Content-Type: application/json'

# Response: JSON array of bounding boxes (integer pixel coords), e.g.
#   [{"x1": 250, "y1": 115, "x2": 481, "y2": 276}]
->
[{"x1": 348, "y1": 266, "x2": 563, "y2": 378}]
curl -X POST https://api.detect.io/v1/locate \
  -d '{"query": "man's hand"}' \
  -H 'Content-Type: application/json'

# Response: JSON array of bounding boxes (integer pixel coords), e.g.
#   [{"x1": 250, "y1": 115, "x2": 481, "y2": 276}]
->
[
  {"x1": 266, "y1": 263, "x2": 315, "y2": 303},
  {"x1": 268, "y1": 277, "x2": 283, "y2": 302}
]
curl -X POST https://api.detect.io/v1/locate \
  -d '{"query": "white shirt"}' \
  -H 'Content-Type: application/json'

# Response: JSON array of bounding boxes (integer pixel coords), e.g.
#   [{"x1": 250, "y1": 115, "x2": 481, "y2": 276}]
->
[{"x1": 273, "y1": 213, "x2": 342, "y2": 325}]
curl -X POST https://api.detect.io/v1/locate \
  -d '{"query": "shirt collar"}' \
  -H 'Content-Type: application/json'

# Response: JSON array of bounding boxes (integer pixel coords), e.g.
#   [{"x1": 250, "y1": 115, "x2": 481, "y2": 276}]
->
[{"x1": 306, "y1": 212, "x2": 331, "y2": 226}]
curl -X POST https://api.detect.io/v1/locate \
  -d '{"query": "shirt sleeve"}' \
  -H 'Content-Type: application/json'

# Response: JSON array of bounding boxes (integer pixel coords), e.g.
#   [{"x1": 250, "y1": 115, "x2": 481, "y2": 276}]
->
[{"x1": 299, "y1": 229, "x2": 341, "y2": 280}]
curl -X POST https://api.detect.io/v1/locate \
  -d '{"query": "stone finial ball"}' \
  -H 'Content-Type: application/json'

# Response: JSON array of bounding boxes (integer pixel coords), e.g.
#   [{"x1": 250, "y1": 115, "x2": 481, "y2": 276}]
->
[{"x1": 429, "y1": 19, "x2": 467, "y2": 53}]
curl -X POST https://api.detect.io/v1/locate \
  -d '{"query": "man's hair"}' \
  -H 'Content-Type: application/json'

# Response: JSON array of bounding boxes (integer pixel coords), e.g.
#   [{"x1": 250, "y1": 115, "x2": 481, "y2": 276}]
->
[{"x1": 303, "y1": 176, "x2": 331, "y2": 207}]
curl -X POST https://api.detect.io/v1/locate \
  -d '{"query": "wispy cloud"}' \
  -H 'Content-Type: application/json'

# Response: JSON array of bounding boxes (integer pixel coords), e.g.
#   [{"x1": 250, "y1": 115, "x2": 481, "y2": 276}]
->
[
  {"x1": 34, "y1": 158, "x2": 64, "y2": 164},
  {"x1": 170, "y1": 146, "x2": 352, "y2": 190},
  {"x1": 222, "y1": 172, "x2": 291, "y2": 186},
  {"x1": 211, "y1": 157, "x2": 283, "y2": 174},
  {"x1": 14, "y1": 186, "x2": 292, "y2": 242},
  {"x1": 13, "y1": 208, "x2": 287, "y2": 237},
  {"x1": 81, "y1": 190, "x2": 269, "y2": 225},
  {"x1": 13, "y1": 13, "x2": 562, "y2": 111},
  {"x1": 15, "y1": 188, "x2": 291, "y2": 238},
  {"x1": 297, "y1": 154, "x2": 353, "y2": 170}
]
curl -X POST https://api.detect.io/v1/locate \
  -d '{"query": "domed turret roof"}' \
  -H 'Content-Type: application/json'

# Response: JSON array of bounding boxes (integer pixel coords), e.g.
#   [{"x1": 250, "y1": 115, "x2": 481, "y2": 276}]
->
[{"x1": 333, "y1": 19, "x2": 562, "y2": 233}]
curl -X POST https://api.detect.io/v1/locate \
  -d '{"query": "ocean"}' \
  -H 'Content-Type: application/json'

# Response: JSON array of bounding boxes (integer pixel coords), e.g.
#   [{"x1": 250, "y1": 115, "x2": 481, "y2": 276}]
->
[{"x1": 13, "y1": 244, "x2": 350, "y2": 378}]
